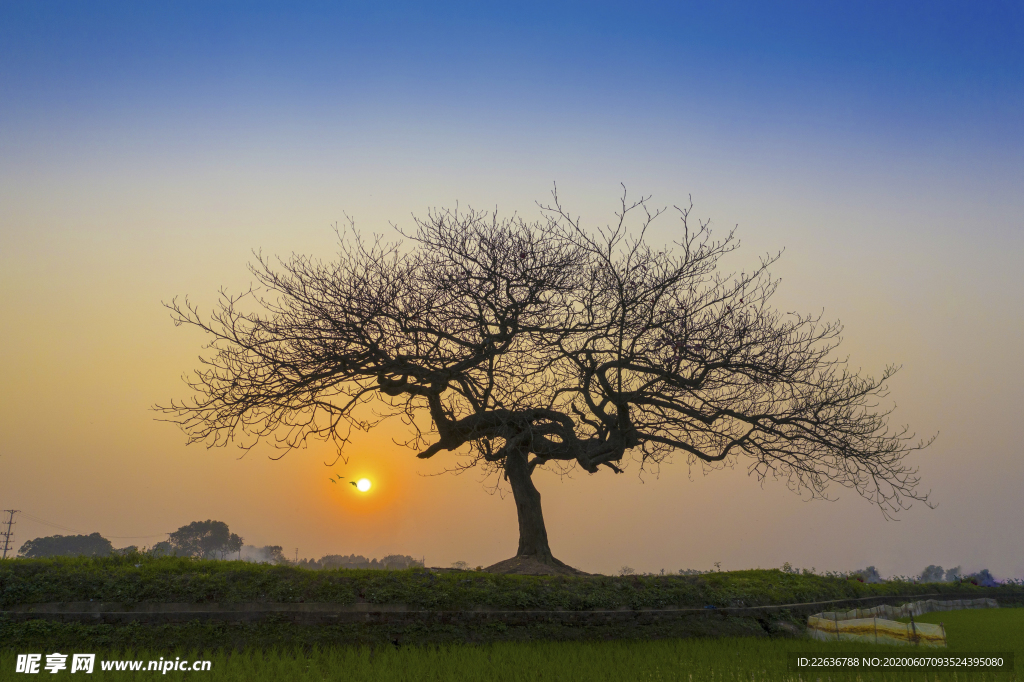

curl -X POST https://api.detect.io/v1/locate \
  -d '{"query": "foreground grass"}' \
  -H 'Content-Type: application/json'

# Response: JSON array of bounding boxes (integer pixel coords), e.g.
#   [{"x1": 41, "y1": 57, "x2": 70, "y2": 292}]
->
[
  {"x1": 1, "y1": 610, "x2": 1019, "y2": 681},
  {"x1": 0, "y1": 638, "x2": 1015, "y2": 681}
]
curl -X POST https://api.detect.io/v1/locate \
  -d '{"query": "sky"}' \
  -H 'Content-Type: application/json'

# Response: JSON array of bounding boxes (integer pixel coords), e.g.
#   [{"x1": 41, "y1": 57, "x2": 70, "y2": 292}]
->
[{"x1": 1, "y1": 1, "x2": 1022, "y2": 578}]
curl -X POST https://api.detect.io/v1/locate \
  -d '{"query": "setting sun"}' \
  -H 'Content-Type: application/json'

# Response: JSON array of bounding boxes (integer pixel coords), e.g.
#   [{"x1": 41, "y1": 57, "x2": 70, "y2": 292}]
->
[{"x1": 356, "y1": 478, "x2": 372, "y2": 492}]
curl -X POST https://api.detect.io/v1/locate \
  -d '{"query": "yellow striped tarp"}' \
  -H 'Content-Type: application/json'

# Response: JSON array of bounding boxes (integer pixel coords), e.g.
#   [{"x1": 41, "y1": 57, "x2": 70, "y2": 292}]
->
[
  {"x1": 806, "y1": 598, "x2": 997, "y2": 647},
  {"x1": 807, "y1": 615, "x2": 946, "y2": 646}
]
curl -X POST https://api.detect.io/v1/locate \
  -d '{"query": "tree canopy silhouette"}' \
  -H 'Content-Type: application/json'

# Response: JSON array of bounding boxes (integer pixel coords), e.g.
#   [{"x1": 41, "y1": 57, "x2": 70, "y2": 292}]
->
[
  {"x1": 19, "y1": 533, "x2": 114, "y2": 559},
  {"x1": 157, "y1": 187, "x2": 932, "y2": 572},
  {"x1": 152, "y1": 520, "x2": 243, "y2": 559}
]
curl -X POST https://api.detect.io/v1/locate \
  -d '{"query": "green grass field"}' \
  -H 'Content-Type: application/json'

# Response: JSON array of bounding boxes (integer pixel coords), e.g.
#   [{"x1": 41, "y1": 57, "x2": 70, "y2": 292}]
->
[
  {"x1": 2, "y1": 608, "x2": 1019, "y2": 681},
  {"x1": 896, "y1": 607, "x2": 1024, "y2": 653}
]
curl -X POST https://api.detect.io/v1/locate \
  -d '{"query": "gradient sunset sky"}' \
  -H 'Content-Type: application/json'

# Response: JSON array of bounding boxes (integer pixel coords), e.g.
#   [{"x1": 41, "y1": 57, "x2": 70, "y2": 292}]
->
[{"x1": 2, "y1": 1, "x2": 1022, "y2": 577}]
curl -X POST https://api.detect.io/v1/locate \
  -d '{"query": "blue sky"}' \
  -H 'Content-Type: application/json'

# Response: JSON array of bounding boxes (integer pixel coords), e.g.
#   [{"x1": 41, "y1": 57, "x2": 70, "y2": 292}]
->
[
  {"x1": 4, "y1": 2, "x2": 1021, "y2": 140},
  {"x1": 4, "y1": 1, "x2": 1021, "y2": 226}
]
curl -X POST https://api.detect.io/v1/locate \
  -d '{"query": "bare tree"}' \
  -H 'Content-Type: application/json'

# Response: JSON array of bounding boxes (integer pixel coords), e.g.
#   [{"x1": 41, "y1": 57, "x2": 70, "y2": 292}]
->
[{"x1": 156, "y1": 187, "x2": 933, "y2": 573}]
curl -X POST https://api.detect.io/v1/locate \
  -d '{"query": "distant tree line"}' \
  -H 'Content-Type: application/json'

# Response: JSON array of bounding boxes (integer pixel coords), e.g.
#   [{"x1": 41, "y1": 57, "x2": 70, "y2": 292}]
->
[
  {"x1": 612, "y1": 563, "x2": 1008, "y2": 584},
  {"x1": 18, "y1": 533, "x2": 117, "y2": 559},
  {"x1": 297, "y1": 554, "x2": 424, "y2": 570},
  {"x1": 912, "y1": 564, "x2": 999, "y2": 587},
  {"x1": 13, "y1": 528, "x2": 1003, "y2": 584},
  {"x1": 801, "y1": 564, "x2": 1000, "y2": 586},
  {"x1": 16, "y1": 520, "x2": 246, "y2": 560},
  {"x1": 15, "y1": 520, "x2": 422, "y2": 570}
]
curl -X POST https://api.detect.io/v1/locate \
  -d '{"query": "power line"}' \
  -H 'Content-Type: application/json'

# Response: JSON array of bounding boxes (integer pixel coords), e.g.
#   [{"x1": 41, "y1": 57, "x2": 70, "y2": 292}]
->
[
  {"x1": 1, "y1": 510, "x2": 19, "y2": 559},
  {"x1": 17, "y1": 513, "x2": 169, "y2": 540},
  {"x1": 17, "y1": 513, "x2": 83, "y2": 535}
]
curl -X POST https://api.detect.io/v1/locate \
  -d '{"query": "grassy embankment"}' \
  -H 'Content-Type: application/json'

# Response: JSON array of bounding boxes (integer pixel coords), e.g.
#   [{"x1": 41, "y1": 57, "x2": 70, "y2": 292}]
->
[
  {"x1": 5, "y1": 555, "x2": 1019, "y2": 610},
  {"x1": 2, "y1": 555, "x2": 1021, "y2": 655}
]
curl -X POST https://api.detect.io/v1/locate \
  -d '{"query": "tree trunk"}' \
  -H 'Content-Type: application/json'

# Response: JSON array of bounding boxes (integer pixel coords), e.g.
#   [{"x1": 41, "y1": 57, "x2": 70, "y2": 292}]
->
[{"x1": 504, "y1": 447, "x2": 554, "y2": 563}]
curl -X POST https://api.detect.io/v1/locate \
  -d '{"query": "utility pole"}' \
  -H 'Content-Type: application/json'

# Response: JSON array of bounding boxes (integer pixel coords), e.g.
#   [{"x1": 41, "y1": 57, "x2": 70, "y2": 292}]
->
[{"x1": 1, "y1": 510, "x2": 20, "y2": 559}]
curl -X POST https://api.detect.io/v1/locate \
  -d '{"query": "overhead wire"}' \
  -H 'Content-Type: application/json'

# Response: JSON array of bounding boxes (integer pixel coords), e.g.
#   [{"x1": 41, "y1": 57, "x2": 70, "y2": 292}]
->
[{"x1": 17, "y1": 513, "x2": 169, "y2": 539}]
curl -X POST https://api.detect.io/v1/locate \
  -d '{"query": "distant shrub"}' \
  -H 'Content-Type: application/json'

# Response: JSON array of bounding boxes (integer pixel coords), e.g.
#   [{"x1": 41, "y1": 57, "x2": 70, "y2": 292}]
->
[
  {"x1": 967, "y1": 569, "x2": 999, "y2": 587},
  {"x1": 855, "y1": 566, "x2": 884, "y2": 584}
]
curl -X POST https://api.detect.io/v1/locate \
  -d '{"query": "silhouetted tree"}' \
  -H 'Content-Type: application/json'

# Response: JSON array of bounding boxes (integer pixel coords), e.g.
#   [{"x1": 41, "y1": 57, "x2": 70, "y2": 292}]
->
[
  {"x1": 381, "y1": 554, "x2": 423, "y2": 569},
  {"x1": 18, "y1": 533, "x2": 113, "y2": 558},
  {"x1": 149, "y1": 541, "x2": 174, "y2": 557},
  {"x1": 261, "y1": 544, "x2": 287, "y2": 564},
  {"x1": 158, "y1": 187, "x2": 933, "y2": 571},
  {"x1": 165, "y1": 520, "x2": 242, "y2": 559}
]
